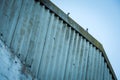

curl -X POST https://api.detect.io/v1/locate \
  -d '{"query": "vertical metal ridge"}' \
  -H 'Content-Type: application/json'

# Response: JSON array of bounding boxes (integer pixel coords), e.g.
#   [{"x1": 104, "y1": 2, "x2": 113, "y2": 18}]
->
[
  {"x1": 10, "y1": 0, "x2": 29, "y2": 54},
  {"x1": 91, "y1": 46, "x2": 96, "y2": 80},
  {"x1": 74, "y1": 33, "x2": 81, "y2": 80},
  {"x1": 96, "y1": 50, "x2": 101, "y2": 80},
  {"x1": 10, "y1": 0, "x2": 23, "y2": 53},
  {"x1": 104, "y1": 63, "x2": 107, "y2": 80},
  {"x1": 69, "y1": 30, "x2": 77, "y2": 80},
  {"x1": 107, "y1": 69, "x2": 110, "y2": 80},
  {"x1": 50, "y1": 18, "x2": 63, "y2": 80},
  {"x1": 102, "y1": 57, "x2": 105, "y2": 80},
  {"x1": 0, "y1": 0, "x2": 23, "y2": 47},
  {"x1": 92, "y1": 48, "x2": 96, "y2": 80},
  {"x1": 98, "y1": 52, "x2": 101, "y2": 80},
  {"x1": 37, "y1": 7, "x2": 57, "y2": 80},
  {"x1": 17, "y1": 0, "x2": 34, "y2": 62},
  {"x1": 72, "y1": 33, "x2": 80, "y2": 80},
  {"x1": 94, "y1": 49, "x2": 99, "y2": 80},
  {"x1": 90, "y1": 46, "x2": 96, "y2": 80},
  {"x1": 76, "y1": 36, "x2": 84, "y2": 80},
  {"x1": 20, "y1": 0, "x2": 35, "y2": 62},
  {"x1": 63, "y1": 26, "x2": 72, "y2": 80},
  {"x1": 56, "y1": 24, "x2": 65, "y2": 79},
  {"x1": 101, "y1": 56, "x2": 105, "y2": 80},
  {"x1": 37, "y1": 9, "x2": 54, "y2": 79},
  {"x1": 73, "y1": 34, "x2": 81, "y2": 80},
  {"x1": 86, "y1": 43, "x2": 93, "y2": 80},
  {"x1": 99, "y1": 52, "x2": 103, "y2": 80},
  {"x1": 37, "y1": 8, "x2": 51, "y2": 79},
  {"x1": 55, "y1": 20, "x2": 66, "y2": 80},
  {"x1": 30, "y1": 3, "x2": 50, "y2": 77},
  {"x1": 106, "y1": 64, "x2": 109, "y2": 80},
  {"x1": 85, "y1": 42, "x2": 91, "y2": 80},
  {"x1": 78, "y1": 37, "x2": 86, "y2": 80},
  {"x1": 67, "y1": 29, "x2": 76, "y2": 80},
  {"x1": 8, "y1": 0, "x2": 23, "y2": 47},
  {"x1": 70, "y1": 31, "x2": 78, "y2": 80},
  {"x1": 25, "y1": 0, "x2": 41, "y2": 66},
  {"x1": 75, "y1": 34, "x2": 81, "y2": 80},
  {"x1": 64, "y1": 29, "x2": 75, "y2": 80},
  {"x1": 43, "y1": 13, "x2": 57, "y2": 80},
  {"x1": 82, "y1": 40, "x2": 90, "y2": 80},
  {"x1": 56, "y1": 24, "x2": 67, "y2": 80},
  {"x1": 48, "y1": 17, "x2": 61, "y2": 80}
]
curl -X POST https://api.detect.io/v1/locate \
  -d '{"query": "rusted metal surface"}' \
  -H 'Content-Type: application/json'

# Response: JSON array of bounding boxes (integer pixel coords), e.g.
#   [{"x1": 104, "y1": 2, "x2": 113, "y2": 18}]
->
[{"x1": 0, "y1": 0, "x2": 117, "y2": 80}]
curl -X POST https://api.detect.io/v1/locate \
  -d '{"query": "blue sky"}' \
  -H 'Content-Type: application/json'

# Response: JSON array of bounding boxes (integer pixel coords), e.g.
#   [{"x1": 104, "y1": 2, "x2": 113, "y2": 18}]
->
[{"x1": 51, "y1": 0, "x2": 120, "y2": 79}]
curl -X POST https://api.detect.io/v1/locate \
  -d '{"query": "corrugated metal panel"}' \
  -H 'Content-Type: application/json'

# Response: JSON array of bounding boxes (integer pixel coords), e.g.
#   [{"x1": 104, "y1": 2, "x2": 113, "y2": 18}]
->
[
  {"x1": 0, "y1": 0, "x2": 22, "y2": 46},
  {"x1": 101, "y1": 54, "x2": 105, "y2": 80},
  {"x1": 0, "y1": 0, "x2": 117, "y2": 80}
]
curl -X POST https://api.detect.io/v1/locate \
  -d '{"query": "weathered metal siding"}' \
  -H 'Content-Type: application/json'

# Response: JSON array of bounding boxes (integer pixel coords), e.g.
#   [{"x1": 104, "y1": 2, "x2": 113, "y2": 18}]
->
[
  {"x1": 0, "y1": 0, "x2": 22, "y2": 46},
  {"x1": 0, "y1": 0, "x2": 117, "y2": 80}
]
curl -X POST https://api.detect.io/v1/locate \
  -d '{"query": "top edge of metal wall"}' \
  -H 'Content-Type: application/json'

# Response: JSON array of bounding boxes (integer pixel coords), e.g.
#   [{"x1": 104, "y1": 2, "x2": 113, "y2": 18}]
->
[{"x1": 36, "y1": 0, "x2": 117, "y2": 79}]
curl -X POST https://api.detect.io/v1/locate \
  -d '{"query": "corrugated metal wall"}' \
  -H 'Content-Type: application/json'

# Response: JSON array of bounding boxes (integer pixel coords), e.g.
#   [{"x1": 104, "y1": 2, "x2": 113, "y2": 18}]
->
[{"x1": 0, "y1": 0, "x2": 117, "y2": 80}]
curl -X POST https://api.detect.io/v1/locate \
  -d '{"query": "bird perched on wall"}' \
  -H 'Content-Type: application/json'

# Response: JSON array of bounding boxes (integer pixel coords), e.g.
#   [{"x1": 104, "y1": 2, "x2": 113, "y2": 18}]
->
[
  {"x1": 67, "y1": 12, "x2": 70, "y2": 16},
  {"x1": 86, "y1": 28, "x2": 88, "y2": 32}
]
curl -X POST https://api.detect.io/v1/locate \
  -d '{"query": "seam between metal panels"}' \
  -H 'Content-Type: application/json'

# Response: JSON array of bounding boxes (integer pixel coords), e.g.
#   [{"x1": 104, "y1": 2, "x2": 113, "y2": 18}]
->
[
  {"x1": 85, "y1": 43, "x2": 90, "y2": 80},
  {"x1": 10, "y1": 0, "x2": 23, "y2": 47},
  {"x1": 38, "y1": 0, "x2": 117, "y2": 80},
  {"x1": 63, "y1": 26, "x2": 72, "y2": 80},
  {"x1": 36, "y1": 9, "x2": 52, "y2": 78}
]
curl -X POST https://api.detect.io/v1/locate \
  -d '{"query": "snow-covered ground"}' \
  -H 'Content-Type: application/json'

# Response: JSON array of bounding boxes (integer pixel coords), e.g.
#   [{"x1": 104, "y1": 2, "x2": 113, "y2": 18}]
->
[{"x1": 0, "y1": 39, "x2": 34, "y2": 80}]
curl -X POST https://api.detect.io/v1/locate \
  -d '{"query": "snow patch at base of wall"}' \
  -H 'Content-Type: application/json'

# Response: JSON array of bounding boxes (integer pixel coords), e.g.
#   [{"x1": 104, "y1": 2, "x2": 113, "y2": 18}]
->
[{"x1": 0, "y1": 39, "x2": 36, "y2": 80}]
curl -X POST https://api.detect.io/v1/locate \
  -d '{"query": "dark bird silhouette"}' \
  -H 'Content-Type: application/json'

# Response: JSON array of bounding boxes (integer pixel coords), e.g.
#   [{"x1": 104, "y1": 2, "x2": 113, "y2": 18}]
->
[
  {"x1": 86, "y1": 28, "x2": 88, "y2": 32},
  {"x1": 67, "y1": 12, "x2": 70, "y2": 16}
]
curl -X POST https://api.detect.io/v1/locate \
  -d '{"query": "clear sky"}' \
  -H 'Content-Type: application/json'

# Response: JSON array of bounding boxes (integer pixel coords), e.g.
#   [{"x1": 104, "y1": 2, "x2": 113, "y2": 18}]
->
[{"x1": 51, "y1": 0, "x2": 120, "y2": 79}]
